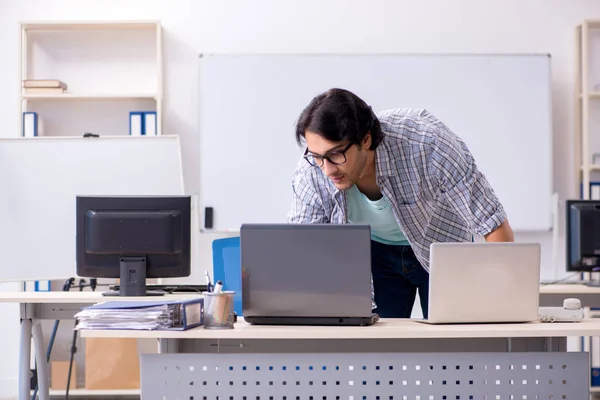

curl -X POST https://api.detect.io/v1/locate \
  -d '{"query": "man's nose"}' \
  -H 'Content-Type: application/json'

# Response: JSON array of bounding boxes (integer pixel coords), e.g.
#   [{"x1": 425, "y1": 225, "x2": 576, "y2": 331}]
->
[{"x1": 321, "y1": 159, "x2": 337, "y2": 175}]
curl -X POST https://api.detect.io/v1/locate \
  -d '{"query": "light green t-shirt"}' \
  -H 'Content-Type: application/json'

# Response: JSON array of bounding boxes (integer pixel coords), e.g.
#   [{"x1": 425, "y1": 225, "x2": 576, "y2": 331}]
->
[{"x1": 346, "y1": 184, "x2": 409, "y2": 245}]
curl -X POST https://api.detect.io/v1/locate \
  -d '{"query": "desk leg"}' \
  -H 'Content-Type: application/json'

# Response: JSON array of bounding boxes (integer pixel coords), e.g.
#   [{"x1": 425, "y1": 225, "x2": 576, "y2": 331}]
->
[
  {"x1": 19, "y1": 318, "x2": 31, "y2": 400},
  {"x1": 545, "y1": 337, "x2": 567, "y2": 352},
  {"x1": 32, "y1": 322, "x2": 49, "y2": 400},
  {"x1": 159, "y1": 338, "x2": 180, "y2": 354}
]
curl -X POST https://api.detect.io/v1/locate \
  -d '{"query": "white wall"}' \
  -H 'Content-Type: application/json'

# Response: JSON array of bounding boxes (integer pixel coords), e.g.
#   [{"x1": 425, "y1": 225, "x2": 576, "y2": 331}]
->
[{"x1": 1, "y1": 0, "x2": 600, "y2": 396}]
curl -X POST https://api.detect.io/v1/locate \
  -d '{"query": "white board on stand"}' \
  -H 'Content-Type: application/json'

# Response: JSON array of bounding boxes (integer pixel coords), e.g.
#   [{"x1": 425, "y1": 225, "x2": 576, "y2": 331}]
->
[
  {"x1": 199, "y1": 53, "x2": 553, "y2": 232},
  {"x1": 0, "y1": 136, "x2": 184, "y2": 282}
]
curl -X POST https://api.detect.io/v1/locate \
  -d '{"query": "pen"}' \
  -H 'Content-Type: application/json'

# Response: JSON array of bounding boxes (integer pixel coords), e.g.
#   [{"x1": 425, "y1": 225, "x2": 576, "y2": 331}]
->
[
  {"x1": 206, "y1": 280, "x2": 222, "y2": 319},
  {"x1": 211, "y1": 280, "x2": 225, "y2": 324},
  {"x1": 205, "y1": 271, "x2": 213, "y2": 293}
]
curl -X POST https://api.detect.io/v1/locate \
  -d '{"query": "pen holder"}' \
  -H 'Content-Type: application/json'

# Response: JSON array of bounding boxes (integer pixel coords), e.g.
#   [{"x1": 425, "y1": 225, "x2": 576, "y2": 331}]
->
[{"x1": 204, "y1": 291, "x2": 235, "y2": 329}]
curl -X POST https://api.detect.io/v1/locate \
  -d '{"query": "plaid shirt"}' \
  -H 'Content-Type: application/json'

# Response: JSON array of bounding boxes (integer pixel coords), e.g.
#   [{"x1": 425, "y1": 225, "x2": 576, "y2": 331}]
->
[{"x1": 287, "y1": 108, "x2": 507, "y2": 272}]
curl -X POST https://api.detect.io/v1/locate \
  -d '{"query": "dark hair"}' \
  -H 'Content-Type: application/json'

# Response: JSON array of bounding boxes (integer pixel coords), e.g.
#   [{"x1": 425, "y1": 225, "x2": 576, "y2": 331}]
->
[{"x1": 295, "y1": 88, "x2": 383, "y2": 150}]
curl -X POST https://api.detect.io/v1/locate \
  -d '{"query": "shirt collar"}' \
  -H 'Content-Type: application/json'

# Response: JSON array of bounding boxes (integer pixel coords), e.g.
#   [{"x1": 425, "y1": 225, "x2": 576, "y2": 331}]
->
[{"x1": 375, "y1": 138, "x2": 394, "y2": 178}]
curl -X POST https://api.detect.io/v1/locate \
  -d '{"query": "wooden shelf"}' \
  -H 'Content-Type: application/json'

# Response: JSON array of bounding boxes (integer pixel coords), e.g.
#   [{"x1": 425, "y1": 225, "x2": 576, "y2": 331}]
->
[
  {"x1": 22, "y1": 21, "x2": 159, "y2": 31},
  {"x1": 583, "y1": 20, "x2": 600, "y2": 30},
  {"x1": 579, "y1": 164, "x2": 600, "y2": 171},
  {"x1": 579, "y1": 92, "x2": 600, "y2": 98},
  {"x1": 21, "y1": 93, "x2": 159, "y2": 100}
]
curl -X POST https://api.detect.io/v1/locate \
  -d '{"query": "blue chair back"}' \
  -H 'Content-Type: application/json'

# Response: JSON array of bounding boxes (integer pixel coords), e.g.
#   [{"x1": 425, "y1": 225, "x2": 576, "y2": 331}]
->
[{"x1": 212, "y1": 236, "x2": 242, "y2": 316}]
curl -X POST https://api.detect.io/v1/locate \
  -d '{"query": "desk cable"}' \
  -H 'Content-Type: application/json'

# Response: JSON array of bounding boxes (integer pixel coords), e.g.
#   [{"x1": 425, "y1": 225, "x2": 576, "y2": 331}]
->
[
  {"x1": 64, "y1": 279, "x2": 89, "y2": 400},
  {"x1": 540, "y1": 272, "x2": 581, "y2": 285}
]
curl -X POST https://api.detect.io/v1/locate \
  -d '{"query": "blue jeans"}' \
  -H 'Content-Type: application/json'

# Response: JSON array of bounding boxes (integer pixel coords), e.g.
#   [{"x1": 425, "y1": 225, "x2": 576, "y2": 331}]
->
[{"x1": 371, "y1": 240, "x2": 429, "y2": 318}]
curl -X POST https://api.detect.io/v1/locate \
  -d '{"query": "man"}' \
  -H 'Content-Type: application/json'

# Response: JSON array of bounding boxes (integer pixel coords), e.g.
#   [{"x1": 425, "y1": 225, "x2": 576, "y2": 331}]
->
[{"x1": 287, "y1": 88, "x2": 514, "y2": 319}]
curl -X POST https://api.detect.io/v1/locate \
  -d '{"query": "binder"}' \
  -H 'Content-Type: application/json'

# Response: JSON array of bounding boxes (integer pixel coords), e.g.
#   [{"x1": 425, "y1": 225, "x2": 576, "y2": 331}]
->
[
  {"x1": 579, "y1": 182, "x2": 600, "y2": 200},
  {"x1": 593, "y1": 183, "x2": 600, "y2": 200},
  {"x1": 129, "y1": 111, "x2": 144, "y2": 136},
  {"x1": 143, "y1": 111, "x2": 157, "y2": 136},
  {"x1": 34, "y1": 280, "x2": 50, "y2": 292},
  {"x1": 75, "y1": 297, "x2": 204, "y2": 331},
  {"x1": 22, "y1": 112, "x2": 38, "y2": 137},
  {"x1": 129, "y1": 111, "x2": 157, "y2": 136},
  {"x1": 24, "y1": 281, "x2": 36, "y2": 292}
]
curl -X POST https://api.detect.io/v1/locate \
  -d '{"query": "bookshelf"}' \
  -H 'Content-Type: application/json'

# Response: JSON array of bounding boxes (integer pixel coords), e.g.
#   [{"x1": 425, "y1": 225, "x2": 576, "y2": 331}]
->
[
  {"x1": 575, "y1": 20, "x2": 600, "y2": 200},
  {"x1": 19, "y1": 21, "x2": 163, "y2": 137},
  {"x1": 574, "y1": 22, "x2": 600, "y2": 397}
]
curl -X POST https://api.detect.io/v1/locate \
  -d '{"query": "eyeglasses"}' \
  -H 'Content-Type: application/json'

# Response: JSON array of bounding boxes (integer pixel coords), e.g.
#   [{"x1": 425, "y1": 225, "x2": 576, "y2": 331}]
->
[{"x1": 303, "y1": 142, "x2": 354, "y2": 167}]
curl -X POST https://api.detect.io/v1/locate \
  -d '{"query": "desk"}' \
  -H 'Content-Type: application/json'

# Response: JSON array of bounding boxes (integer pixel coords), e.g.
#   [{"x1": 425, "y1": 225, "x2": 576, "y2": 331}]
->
[
  {"x1": 539, "y1": 284, "x2": 600, "y2": 307},
  {"x1": 78, "y1": 319, "x2": 600, "y2": 399},
  {"x1": 0, "y1": 292, "x2": 202, "y2": 400},
  {"x1": 5, "y1": 291, "x2": 600, "y2": 400}
]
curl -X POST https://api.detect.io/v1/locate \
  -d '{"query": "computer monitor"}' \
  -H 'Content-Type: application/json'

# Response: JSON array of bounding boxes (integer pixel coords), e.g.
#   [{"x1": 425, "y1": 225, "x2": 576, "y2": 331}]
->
[
  {"x1": 76, "y1": 195, "x2": 191, "y2": 296},
  {"x1": 566, "y1": 199, "x2": 600, "y2": 275}
]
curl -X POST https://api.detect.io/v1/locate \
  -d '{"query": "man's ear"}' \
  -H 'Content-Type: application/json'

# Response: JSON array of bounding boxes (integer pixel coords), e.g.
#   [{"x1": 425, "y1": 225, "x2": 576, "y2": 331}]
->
[{"x1": 362, "y1": 132, "x2": 372, "y2": 150}]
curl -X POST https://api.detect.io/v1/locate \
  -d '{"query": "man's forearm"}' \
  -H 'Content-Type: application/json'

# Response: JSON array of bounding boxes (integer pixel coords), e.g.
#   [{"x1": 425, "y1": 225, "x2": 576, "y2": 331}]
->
[{"x1": 484, "y1": 219, "x2": 514, "y2": 242}]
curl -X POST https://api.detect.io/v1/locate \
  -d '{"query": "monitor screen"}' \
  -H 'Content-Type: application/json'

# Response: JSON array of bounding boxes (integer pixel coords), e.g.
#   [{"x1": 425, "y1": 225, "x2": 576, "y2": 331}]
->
[{"x1": 566, "y1": 199, "x2": 600, "y2": 272}]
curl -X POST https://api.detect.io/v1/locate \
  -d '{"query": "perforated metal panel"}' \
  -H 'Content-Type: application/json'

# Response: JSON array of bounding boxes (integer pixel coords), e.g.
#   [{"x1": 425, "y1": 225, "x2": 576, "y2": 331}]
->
[{"x1": 141, "y1": 352, "x2": 588, "y2": 399}]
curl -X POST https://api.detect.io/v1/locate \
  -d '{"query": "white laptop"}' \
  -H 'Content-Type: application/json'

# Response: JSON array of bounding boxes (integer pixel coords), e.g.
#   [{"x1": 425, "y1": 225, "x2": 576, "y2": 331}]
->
[{"x1": 422, "y1": 242, "x2": 541, "y2": 324}]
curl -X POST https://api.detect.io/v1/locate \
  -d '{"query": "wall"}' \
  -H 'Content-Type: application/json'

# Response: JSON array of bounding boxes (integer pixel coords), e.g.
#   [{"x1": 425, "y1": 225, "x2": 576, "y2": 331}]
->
[{"x1": 1, "y1": 0, "x2": 600, "y2": 397}]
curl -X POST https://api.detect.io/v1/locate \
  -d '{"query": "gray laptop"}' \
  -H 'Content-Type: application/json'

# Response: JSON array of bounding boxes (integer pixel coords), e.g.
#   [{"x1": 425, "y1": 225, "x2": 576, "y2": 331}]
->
[
  {"x1": 240, "y1": 223, "x2": 379, "y2": 326},
  {"x1": 422, "y1": 242, "x2": 541, "y2": 324}
]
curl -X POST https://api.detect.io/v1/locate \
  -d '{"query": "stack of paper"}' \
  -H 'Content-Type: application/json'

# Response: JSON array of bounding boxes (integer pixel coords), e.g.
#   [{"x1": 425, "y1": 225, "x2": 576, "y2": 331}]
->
[{"x1": 74, "y1": 298, "x2": 204, "y2": 331}]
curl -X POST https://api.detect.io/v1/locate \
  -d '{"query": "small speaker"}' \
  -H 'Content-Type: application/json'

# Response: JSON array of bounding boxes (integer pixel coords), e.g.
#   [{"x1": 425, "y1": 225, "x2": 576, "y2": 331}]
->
[{"x1": 204, "y1": 207, "x2": 213, "y2": 229}]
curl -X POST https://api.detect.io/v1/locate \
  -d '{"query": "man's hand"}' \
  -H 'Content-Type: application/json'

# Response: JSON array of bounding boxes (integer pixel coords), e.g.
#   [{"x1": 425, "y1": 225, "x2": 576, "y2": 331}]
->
[{"x1": 484, "y1": 219, "x2": 514, "y2": 242}]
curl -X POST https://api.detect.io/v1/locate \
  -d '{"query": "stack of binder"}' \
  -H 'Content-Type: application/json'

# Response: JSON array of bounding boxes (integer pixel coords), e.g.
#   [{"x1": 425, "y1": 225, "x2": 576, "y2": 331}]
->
[{"x1": 74, "y1": 298, "x2": 204, "y2": 331}]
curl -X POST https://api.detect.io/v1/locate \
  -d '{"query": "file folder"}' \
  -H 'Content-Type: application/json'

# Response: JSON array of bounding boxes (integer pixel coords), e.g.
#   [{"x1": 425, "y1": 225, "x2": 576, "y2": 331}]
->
[
  {"x1": 34, "y1": 280, "x2": 50, "y2": 292},
  {"x1": 143, "y1": 111, "x2": 157, "y2": 136},
  {"x1": 129, "y1": 111, "x2": 144, "y2": 136},
  {"x1": 75, "y1": 297, "x2": 204, "y2": 330},
  {"x1": 22, "y1": 112, "x2": 38, "y2": 137}
]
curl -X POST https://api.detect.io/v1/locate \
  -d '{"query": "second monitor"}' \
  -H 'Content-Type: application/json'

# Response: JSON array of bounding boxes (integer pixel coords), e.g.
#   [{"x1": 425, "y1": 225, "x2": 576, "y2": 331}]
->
[
  {"x1": 567, "y1": 199, "x2": 600, "y2": 272},
  {"x1": 76, "y1": 195, "x2": 191, "y2": 296}
]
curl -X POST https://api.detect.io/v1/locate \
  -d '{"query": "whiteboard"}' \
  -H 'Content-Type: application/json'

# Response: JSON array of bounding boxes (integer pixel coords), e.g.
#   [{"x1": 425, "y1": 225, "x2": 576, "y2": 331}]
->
[
  {"x1": 0, "y1": 136, "x2": 185, "y2": 281},
  {"x1": 199, "y1": 54, "x2": 553, "y2": 232}
]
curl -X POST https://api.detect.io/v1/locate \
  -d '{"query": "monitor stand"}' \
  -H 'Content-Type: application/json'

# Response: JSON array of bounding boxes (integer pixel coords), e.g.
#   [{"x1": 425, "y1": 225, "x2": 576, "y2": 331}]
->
[
  {"x1": 584, "y1": 271, "x2": 600, "y2": 287},
  {"x1": 102, "y1": 256, "x2": 165, "y2": 297},
  {"x1": 587, "y1": 279, "x2": 600, "y2": 287}
]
